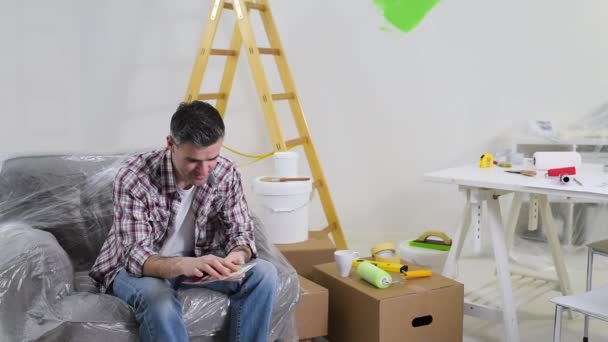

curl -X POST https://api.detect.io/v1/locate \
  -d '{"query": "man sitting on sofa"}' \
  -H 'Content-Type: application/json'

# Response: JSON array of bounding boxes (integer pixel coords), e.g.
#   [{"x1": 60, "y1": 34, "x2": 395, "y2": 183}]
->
[{"x1": 90, "y1": 101, "x2": 278, "y2": 342}]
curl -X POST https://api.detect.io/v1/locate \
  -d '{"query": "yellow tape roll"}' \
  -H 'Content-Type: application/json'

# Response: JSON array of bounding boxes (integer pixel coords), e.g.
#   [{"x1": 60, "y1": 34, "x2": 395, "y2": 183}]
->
[{"x1": 371, "y1": 242, "x2": 401, "y2": 263}]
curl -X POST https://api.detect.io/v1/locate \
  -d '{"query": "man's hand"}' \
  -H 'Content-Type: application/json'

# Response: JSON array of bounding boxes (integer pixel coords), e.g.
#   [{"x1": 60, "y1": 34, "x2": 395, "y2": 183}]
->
[
  {"x1": 178, "y1": 255, "x2": 240, "y2": 279},
  {"x1": 225, "y1": 246, "x2": 251, "y2": 266}
]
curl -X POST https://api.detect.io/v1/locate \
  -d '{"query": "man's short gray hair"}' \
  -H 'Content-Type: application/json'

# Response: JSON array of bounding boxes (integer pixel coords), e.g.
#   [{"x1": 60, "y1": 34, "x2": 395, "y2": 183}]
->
[{"x1": 170, "y1": 101, "x2": 225, "y2": 147}]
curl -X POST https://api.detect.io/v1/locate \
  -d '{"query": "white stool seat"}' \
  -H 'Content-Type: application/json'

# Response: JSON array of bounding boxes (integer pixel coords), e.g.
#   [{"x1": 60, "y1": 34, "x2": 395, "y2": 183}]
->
[
  {"x1": 551, "y1": 285, "x2": 608, "y2": 321},
  {"x1": 588, "y1": 240, "x2": 608, "y2": 255}
]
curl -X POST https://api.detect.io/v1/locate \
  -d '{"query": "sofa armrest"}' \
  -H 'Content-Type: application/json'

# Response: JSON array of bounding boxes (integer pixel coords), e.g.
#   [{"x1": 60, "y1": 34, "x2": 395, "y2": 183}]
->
[
  {"x1": 0, "y1": 223, "x2": 74, "y2": 341},
  {"x1": 250, "y1": 215, "x2": 300, "y2": 341}
]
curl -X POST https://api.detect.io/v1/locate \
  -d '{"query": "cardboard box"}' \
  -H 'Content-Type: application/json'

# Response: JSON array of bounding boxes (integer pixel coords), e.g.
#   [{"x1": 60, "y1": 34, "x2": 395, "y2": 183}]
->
[
  {"x1": 276, "y1": 232, "x2": 336, "y2": 279},
  {"x1": 295, "y1": 276, "x2": 328, "y2": 340},
  {"x1": 312, "y1": 262, "x2": 464, "y2": 342}
]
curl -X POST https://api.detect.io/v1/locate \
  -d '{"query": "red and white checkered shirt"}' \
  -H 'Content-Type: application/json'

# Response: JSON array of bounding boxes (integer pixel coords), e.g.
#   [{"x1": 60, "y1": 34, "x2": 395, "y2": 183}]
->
[{"x1": 90, "y1": 148, "x2": 256, "y2": 293}]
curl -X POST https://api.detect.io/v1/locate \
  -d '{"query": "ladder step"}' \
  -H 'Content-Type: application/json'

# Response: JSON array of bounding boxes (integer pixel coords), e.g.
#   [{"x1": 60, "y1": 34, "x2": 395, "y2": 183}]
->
[
  {"x1": 271, "y1": 93, "x2": 295, "y2": 101},
  {"x1": 258, "y1": 47, "x2": 281, "y2": 56},
  {"x1": 197, "y1": 93, "x2": 226, "y2": 101},
  {"x1": 224, "y1": 2, "x2": 266, "y2": 11},
  {"x1": 207, "y1": 48, "x2": 276, "y2": 57},
  {"x1": 309, "y1": 226, "x2": 335, "y2": 238},
  {"x1": 285, "y1": 137, "x2": 308, "y2": 148},
  {"x1": 210, "y1": 49, "x2": 237, "y2": 56},
  {"x1": 313, "y1": 179, "x2": 323, "y2": 189}
]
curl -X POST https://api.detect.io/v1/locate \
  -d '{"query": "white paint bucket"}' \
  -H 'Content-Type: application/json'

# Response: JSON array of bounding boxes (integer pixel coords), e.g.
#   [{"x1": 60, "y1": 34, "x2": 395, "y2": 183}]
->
[
  {"x1": 398, "y1": 240, "x2": 449, "y2": 274},
  {"x1": 252, "y1": 176, "x2": 312, "y2": 243}
]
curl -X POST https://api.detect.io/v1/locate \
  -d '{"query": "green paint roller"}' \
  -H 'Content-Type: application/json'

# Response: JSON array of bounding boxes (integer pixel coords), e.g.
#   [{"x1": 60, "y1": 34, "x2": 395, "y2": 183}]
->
[{"x1": 357, "y1": 261, "x2": 393, "y2": 289}]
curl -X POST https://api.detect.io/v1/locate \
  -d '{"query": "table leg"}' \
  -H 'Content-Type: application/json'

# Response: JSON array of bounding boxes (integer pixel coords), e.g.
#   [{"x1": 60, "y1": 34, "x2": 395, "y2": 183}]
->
[
  {"x1": 487, "y1": 196, "x2": 520, "y2": 342},
  {"x1": 563, "y1": 202, "x2": 574, "y2": 246},
  {"x1": 538, "y1": 195, "x2": 573, "y2": 296},
  {"x1": 528, "y1": 195, "x2": 539, "y2": 231},
  {"x1": 442, "y1": 194, "x2": 473, "y2": 278},
  {"x1": 505, "y1": 192, "x2": 524, "y2": 252},
  {"x1": 471, "y1": 203, "x2": 483, "y2": 255}
]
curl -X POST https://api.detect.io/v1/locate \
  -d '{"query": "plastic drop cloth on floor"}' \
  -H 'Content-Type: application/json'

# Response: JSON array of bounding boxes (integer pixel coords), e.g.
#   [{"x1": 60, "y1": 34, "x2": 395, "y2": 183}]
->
[{"x1": 0, "y1": 153, "x2": 300, "y2": 342}]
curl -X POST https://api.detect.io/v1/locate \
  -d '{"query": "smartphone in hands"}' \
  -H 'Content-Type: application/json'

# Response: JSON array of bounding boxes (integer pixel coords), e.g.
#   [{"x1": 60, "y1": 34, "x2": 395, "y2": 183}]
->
[{"x1": 182, "y1": 262, "x2": 256, "y2": 285}]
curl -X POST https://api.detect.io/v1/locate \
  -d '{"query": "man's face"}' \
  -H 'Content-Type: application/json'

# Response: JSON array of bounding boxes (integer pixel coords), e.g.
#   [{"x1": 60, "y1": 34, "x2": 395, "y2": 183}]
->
[{"x1": 167, "y1": 136, "x2": 223, "y2": 189}]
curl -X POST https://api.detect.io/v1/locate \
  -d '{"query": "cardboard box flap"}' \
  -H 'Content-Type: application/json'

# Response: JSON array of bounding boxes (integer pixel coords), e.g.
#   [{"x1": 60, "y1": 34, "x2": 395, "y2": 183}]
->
[
  {"x1": 296, "y1": 276, "x2": 328, "y2": 339},
  {"x1": 314, "y1": 262, "x2": 460, "y2": 301},
  {"x1": 275, "y1": 232, "x2": 335, "y2": 252},
  {"x1": 299, "y1": 275, "x2": 327, "y2": 295}
]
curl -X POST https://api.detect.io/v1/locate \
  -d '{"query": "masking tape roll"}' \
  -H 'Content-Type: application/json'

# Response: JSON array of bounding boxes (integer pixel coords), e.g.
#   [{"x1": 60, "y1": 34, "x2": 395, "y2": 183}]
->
[
  {"x1": 371, "y1": 242, "x2": 401, "y2": 263},
  {"x1": 357, "y1": 262, "x2": 392, "y2": 289}
]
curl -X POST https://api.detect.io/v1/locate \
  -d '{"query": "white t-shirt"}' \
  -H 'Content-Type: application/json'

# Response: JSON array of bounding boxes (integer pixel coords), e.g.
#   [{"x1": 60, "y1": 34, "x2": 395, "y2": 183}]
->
[{"x1": 159, "y1": 186, "x2": 197, "y2": 257}]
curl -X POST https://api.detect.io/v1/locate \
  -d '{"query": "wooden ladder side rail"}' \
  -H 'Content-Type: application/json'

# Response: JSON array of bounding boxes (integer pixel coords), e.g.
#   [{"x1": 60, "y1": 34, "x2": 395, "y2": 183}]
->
[
  {"x1": 230, "y1": 0, "x2": 286, "y2": 151},
  {"x1": 183, "y1": 0, "x2": 348, "y2": 249},
  {"x1": 256, "y1": 0, "x2": 347, "y2": 249}
]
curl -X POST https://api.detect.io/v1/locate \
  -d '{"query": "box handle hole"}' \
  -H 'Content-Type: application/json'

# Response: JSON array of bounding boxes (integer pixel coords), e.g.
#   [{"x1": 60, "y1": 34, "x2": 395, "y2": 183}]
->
[{"x1": 411, "y1": 315, "x2": 433, "y2": 327}]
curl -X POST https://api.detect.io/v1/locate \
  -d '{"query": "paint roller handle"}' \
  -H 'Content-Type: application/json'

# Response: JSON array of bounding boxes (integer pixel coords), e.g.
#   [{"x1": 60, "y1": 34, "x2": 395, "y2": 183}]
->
[
  {"x1": 352, "y1": 259, "x2": 409, "y2": 273},
  {"x1": 401, "y1": 269, "x2": 433, "y2": 279}
]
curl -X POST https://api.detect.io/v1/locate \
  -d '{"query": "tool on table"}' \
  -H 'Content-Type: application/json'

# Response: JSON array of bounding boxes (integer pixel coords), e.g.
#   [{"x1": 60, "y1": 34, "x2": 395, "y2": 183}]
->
[
  {"x1": 504, "y1": 170, "x2": 537, "y2": 177},
  {"x1": 479, "y1": 153, "x2": 494, "y2": 168},
  {"x1": 371, "y1": 242, "x2": 401, "y2": 263},
  {"x1": 545, "y1": 166, "x2": 582, "y2": 185},
  {"x1": 259, "y1": 177, "x2": 311, "y2": 182},
  {"x1": 352, "y1": 259, "x2": 409, "y2": 273},
  {"x1": 401, "y1": 269, "x2": 433, "y2": 280},
  {"x1": 493, "y1": 160, "x2": 512, "y2": 168},
  {"x1": 533, "y1": 151, "x2": 581, "y2": 169},
  {"x1": 547, "y1": 166, "x2": 576, "y2": 177},
  {"x1": 408, "y1": 230, "x2": 452, "y2": 251},
  {"x1": 356, "y1": 261, "x2": 393, "y2": 289},
  {"x1": 559, "y1": 174, "x2": 571, "y2": 184}
]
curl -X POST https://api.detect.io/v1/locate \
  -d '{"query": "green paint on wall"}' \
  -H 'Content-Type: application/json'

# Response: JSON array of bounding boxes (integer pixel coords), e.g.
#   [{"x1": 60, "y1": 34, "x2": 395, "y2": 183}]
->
[{"x1": 373, "y1": 0, "x2": 440, "y2": 33}]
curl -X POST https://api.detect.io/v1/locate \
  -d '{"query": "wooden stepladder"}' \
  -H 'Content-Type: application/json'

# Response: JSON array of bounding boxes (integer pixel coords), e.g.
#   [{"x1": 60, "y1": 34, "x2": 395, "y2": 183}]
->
[{"x1": 184, "y1": 0, "x2": 348, "y2": 249}]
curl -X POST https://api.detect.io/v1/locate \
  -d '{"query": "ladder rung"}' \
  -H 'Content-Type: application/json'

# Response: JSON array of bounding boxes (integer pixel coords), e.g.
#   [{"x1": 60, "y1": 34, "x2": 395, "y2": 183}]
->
[
  {"x1": 210, "y1": 49, "x2": 237, "y2": 56},
  {"x1": 271, "y1": 93, "x2": 295, "y2": 101},
  {"x1": 197, "y1": 93, "x2": 226, "y2": 100},
  {"x1": 258, "y1": 47, "x2": 281, "y2": 56},
  {"x1": 320, "y1": 223, "x2": 337, "y2": 235},
  {"x1": 313, "y1": 179, "x2": 323, "y2": 189},
  {"x1": 285, "y1": 137, "x2": 308, "y2": 148},
  {"x1": 224, "y1": 2, "x2": 266, "y2": 11}
]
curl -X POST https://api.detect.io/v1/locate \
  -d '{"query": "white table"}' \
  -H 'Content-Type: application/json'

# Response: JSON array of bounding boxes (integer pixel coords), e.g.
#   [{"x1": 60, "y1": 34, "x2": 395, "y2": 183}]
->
[{"x1": 425, "y1": 164, "x2": 608, "y2": 342}]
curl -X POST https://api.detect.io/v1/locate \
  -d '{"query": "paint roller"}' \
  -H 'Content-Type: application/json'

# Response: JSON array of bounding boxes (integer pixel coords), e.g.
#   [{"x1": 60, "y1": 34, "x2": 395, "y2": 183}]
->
[
  {"x1": 356, "y1": 261, "x2": 433, "y2": 289},
  {"x1": 357, "y1": 261, "x2": 393, "y2": 289},
  {"x1": 533, "y1": 152, "x2": 581, "y2": 170}
]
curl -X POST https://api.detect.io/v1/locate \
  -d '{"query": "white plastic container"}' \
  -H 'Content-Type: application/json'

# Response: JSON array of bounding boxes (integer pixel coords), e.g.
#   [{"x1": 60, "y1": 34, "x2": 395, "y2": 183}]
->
[
  {"x1": 273, "y1": 152, "x2": 298, "y2": 178},
  {"x1": 252, "y1": 176, "x2": 312, "y2": 244},
  {"x1": 398, "y1": 240, "x2": 449, "y2": 274}
]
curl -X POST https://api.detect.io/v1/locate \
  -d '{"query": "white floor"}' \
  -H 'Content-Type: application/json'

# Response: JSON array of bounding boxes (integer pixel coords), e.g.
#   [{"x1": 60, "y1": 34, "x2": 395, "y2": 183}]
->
[{"x1": 339, "y1": 237, "x2": 608, "y2": 342}]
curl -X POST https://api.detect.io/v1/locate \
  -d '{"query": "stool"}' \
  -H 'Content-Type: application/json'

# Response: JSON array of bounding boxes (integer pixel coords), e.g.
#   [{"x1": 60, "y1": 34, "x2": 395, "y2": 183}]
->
[{"x1": 551, "y1": 240, "x2": 608, "y2": 342}]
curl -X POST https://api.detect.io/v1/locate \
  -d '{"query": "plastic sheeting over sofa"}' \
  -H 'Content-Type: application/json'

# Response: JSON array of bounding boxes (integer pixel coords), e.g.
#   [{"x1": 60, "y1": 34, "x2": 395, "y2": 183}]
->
[{"x1": 0, "y1": 153, "x2": 299, "y2": 341}]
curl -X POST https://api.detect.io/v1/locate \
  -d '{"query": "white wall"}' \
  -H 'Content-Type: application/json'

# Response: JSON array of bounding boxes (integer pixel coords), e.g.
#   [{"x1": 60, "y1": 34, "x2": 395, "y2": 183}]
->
[{"x1": 1, "y1": 0, "x2": 607, "y2": 246}]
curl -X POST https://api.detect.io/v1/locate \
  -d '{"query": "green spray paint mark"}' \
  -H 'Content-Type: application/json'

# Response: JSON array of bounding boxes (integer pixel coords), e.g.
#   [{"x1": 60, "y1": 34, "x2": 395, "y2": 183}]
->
[{"x1": 373, "y1": 0, "x2": 440, "y2": 33}]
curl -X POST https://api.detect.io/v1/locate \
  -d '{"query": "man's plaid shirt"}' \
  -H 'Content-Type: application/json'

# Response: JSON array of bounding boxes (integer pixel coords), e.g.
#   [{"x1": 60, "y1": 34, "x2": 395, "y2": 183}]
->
[{"x1": 90, "y1": 148, "x2": 256, "y2": 293}]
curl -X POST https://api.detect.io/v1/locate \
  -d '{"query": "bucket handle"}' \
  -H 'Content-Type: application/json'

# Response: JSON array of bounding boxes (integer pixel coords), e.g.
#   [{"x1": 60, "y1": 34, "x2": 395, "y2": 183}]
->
[
  {"x1": 260, "y1": 190, "x2": 315, "y2": 213},
  {"x1": 261, "y1": 201, "x2": 309, "y2": 213}
]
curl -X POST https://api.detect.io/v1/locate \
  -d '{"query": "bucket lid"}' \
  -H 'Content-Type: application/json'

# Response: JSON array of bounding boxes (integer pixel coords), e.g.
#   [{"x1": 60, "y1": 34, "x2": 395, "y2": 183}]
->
[{"x1": 253, "y1": 176, "x2": 312, "y2": 195}]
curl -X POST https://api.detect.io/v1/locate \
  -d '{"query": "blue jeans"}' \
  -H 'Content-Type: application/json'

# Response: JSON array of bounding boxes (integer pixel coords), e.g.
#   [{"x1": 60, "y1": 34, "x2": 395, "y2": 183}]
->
[{"x1": 111, "y1": 259, "x2": 278, "y2": 342}]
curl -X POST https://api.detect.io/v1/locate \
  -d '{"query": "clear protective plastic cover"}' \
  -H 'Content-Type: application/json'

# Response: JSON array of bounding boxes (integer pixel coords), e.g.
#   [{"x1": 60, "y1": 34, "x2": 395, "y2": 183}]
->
[{"x1": 0, "y1": 153, "x2": 299, "y2": 341}]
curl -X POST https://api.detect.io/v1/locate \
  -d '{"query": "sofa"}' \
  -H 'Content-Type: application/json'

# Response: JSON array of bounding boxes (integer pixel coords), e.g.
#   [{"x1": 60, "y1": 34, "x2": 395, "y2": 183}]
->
[{"x1": 0, "y1": 153, "x2": 300, "y2": 341}]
